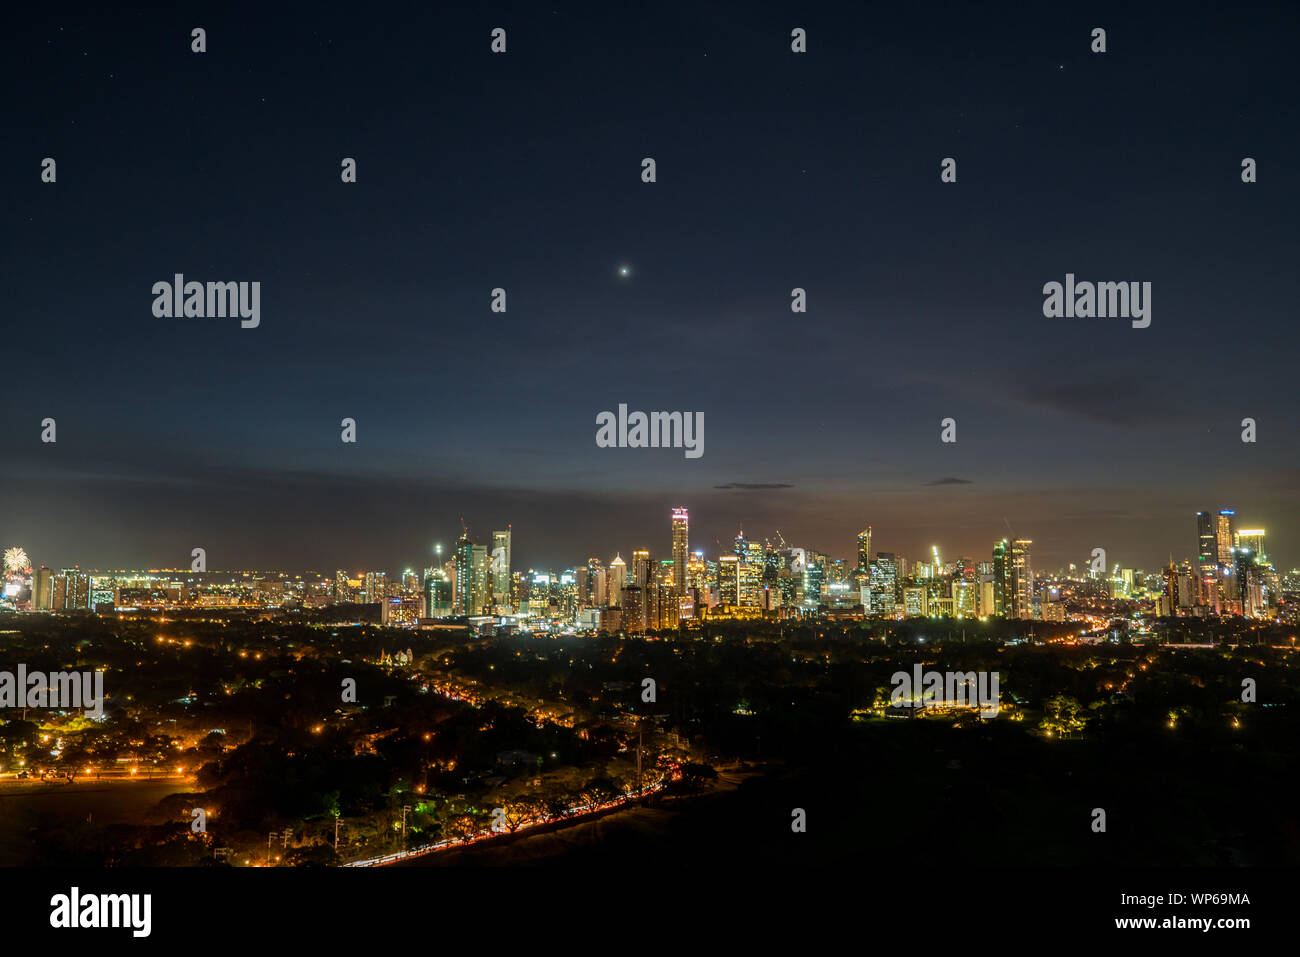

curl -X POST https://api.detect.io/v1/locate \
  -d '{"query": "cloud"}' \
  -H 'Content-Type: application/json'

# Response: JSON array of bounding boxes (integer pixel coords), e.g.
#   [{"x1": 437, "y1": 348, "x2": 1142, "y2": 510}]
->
[
  {"x1": 924, "y1": 477, "x2": 973, "y2": 486},
  {"x1": 713, "y1": 482, "x2": 795, "y2": 491}
]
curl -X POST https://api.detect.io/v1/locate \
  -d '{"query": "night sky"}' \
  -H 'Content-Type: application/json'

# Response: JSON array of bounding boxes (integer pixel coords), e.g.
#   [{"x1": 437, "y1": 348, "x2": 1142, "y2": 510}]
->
[{"x1": 6, "y1": 2, "x2": 1299, "y2": 574}]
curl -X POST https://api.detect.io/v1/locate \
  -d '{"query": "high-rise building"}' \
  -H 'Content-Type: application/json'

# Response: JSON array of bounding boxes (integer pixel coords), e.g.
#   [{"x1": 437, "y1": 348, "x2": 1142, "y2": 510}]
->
[
  {"x1": 856, "y1": 527, "x2": 872, "y2": 572},
  {"x1": 872, "y1": 553, "x2": 897, "y2": 615},
  {"x1": 992, "y1": 540, "x2": 1009, "y2": 616},
  {"x1": 1235, "y1": 528, "x2": 1266, "y2": 562},
  {"x1": 423, "y1": 567, "x2": 454, "y2": 617},
  {"x1": 53, "y1": 568, "x2": 90, "y2": 610},
  {"x1": 491, "y1": 528, "x2": 512, "y2": 610},
  {"x1": 608, "y1": 554, "x2": 626, "y2": 607},
  {"x1": 632, "y1": 549, "x2": 652, "y2": 588},
  {"x1": 733, "y1": 528, "x2": 748, "y2": 561},
  {"x1": 718, "y1": 555, "x2": 741, "y2": 605},
  {"x1": 1216, "y1": 509, "x2": 1235, "y2": 564},
  {"x1": 671, "y1": 508, "x2": 689, "y2": 593},
  {"x1": 1010, "y1": 539, "x2": 1033, "y2": 619},
  {"x1": 1196, "y1": 511, "x2": 1217, "y2": 568},
  {"x1": 364, "y1": 571, "x2": 389, "y2": 604},
  {"x1": 739, "y1": 558, "x2": 763, "y2": 606},
  {"x1": 621, "y1": 584, "x2": 644, "y2": 632},
  {"x1": 454, "y1": 531, "x2": 474, "y2": 614},
  {"x1": 803, "y1": 551, "x2": 825, "y2": 609},
  {"x1": 33, "y1": 566, "x2": 53, "y2": 610},
  {"x1": 469, "y1": 545, "x2": 489, "y2": 615}
]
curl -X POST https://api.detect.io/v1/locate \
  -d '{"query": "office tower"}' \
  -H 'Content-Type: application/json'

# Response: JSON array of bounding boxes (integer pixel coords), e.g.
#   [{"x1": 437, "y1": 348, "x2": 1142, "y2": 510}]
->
[
  {"x1": 454, "y1": 531, "x2": 474, "y2": 614},
  {"x1": 1196, "y1": 511, "x2": 1217, "y2": 568},
  {"x1": 364, "y1": 571, "x2": 389, "y2": 604},
  {"x1": 33, "y1": 566, "x2": 53, "y2": 610},
  {"x1": 423, "y1": 567, "x2": 454, "y2": 618},
  {"x1": 491, "y1": 528, "x2": 512, "y2": 608},
  {"x1": 1216, "y1": 509, "x2": 1235, "y2": 564},
  {"x1": 581, "y1": 557, "x2": 603, "y2": 608},
  {"x1": 556, "y1": 570, "x2": 578, "y2": 619},
  {"x1": 803, "y1": 552, "x2": 825, "y2": 609},
  {"x1": 686, "y1": 551, "x2": 708, "y2": 594},
  {"x1": 733, "y1": 527, "x2": 748, "y2": 560},
  {"x1": 53, "y1": 568, "x2": 90, "y2": 610},
  {"x1": 992, "y1": 540, "x2": 1009, "y2": 616},
  {"x1": 954, "y1": 579, "x2": 977, "y2": 617},
  {"x1": 621, "y1": 584, "x2": 644, "y2": 632},
  {"x1": 1236, "y1": 528, "x2": 1266, "y2": 562},
  {"x1": 870, "y1": 553, "x2": 897, "y2": 615},
  {"x1": 857, "y1": 527, "x2": 872, "y2": 571},
  {"x1": 718, "y1": 554, "x2": 741, "y2": 604},
  {"x1": 469, "y1": 545, "x2": 489, "y2": 615},
  {"x1": 632, "y1": 549, "x2": 652, "y2": 587},
  {"x1": 1010, "y1": 539, "x2": 1033, "y2": 619},
  {"x1": 739, "y1": 558, "x2": 763, "y2": 606},
  {"x1": 608, "y1": 554, "x2": 627, "y2": 607},
  {"x1": 671, "y1": 508, "x2": 689, "y2": 592},
  {"x1": 528, "y1": 572, "x2": 551, "y2": 615}
]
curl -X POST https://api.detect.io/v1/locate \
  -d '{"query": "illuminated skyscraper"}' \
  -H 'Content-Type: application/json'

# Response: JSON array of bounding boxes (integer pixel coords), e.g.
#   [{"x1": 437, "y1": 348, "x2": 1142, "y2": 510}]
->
[
  {"x1": 621, "y1": 584, "x2": 644, "y2": 632},
  {"x1": 992, "y1": 540, "x2": 1009, "y2": 616},
  {"x1": 364, "y1": 571, "x2": 389, "y2": 603},
  {"x1": 423, "y1": 567, "x2": 453, "y2": 618},
  {"x1": 491, "y1": 528, "x2": 512, "y2": 608},
  {"x1": 1216, "y1": 509, "x2": 1235, "y2": 564},
  {"x1": 1196, "y1": 511, "x2": 1217, "y2": 569},
  {"x1": 856, "y1": 527, "x2": 872, "y2": 571},
  {"x1": 454, "y1": 531, "x2": 474, "y2": 614},
  {"x1": 632, "y1": 549, "x2": 652, "y2": 587},
  {"x1": 718, "y1": 554, "x2": 740, "y2": 605},
  {"x1": 608, "y1": 554, "x2": 626, "y2": 607},
  {"x1": 1235, "y1": 528, "x2": 1266, "y2": 562},
  {"x1": 870, "y1": 553, "x2": 897, "y2": 615},
  {"x1": 671, "y1": 508, "x2": 689, "y2": 593},
  {"x1": 1010, "y1": 539, "x2": 1033, "y2": 619},
  {"x1": 469, "y1": 544, "x2": 489, "y2": 615},
  {"x1": 33, "y1": 566, "x2": 53, "y2": 610}
]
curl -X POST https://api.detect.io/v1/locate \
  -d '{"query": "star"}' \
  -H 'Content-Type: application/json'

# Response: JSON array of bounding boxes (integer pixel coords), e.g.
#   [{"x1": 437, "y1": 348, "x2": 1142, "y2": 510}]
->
[{"x1": 617, "y1": 265, "x2": 632, "y2": 278}]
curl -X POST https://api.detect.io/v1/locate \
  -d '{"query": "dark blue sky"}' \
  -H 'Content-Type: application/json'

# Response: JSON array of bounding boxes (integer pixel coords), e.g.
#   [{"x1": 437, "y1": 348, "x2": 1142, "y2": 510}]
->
[{"x1": 5, "y1": 1, "x2": 1298, "y2": 574}]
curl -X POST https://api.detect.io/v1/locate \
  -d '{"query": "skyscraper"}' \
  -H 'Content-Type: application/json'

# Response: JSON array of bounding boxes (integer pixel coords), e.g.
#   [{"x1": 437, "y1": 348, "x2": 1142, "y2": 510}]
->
[
  {"x1": 1216, "y1": 509, "x2": 1235, "y2": 564},
  {"x1": 1235, "y1": 528, "x2": 1266, "y2": 562},
  {"x1": 856, "y1": 527, "x2": 872, "y2": 571},
  {"x1": 871, "y1": 553, "x2": 897, "y2": 615},
  {"x1": 671, "y1": 507, "x2": 689, "y2": 593},
  {"x1": 491, "y1": 528, "x2": 512, "y2": 609},
  {"x1": 33, "y1": 566, "x2": 53, "y2": 610},
  {"x1": 423, "y1": 567, "x2": 454, "y2": 618},
  {"x1": 992, "y1": 540, "x2": 1009, "y2": 616},
  {"x1": 454, "y1": 530, "x2": 474, "y2": 614},
  {"x1": 718, "y1": 554, "x2": 740, "y2": 605},
  {"x1": 608, "y1": 554, "x2": 626, "y2": 607},
  {"x1": 469, "y1": 544, "x2": 489, "y2": 615},
  {"x1": 1196, "y1": 511, "x2": 1217, "y2": 568},
  {"x1": 1010, "y1": 539, "x2": 1033, "y2": 619},
  {"x1": 632, "y1": 549, "x2": 652, "y2": 588}
]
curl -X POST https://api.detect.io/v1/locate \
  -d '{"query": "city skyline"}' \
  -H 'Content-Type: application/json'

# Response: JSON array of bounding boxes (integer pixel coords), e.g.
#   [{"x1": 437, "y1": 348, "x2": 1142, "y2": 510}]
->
[
  {"x1": 4, "y1": 497, "x2": 1288, "y2": 577},
  {"x1": 6, "y1": 4, "x2": 1298, "y2": 576}
]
